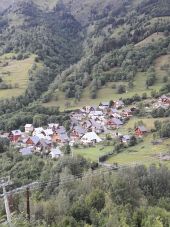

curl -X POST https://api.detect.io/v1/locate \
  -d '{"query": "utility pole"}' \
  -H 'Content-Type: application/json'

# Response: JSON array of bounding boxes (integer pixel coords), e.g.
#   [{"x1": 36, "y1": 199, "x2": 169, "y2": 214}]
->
[
  {"x1": 26, "y1": 187, "x2": 30, "y2": 222},
  {"x1": 0, "y1": 177, "x2": 13, "y2": 227}
]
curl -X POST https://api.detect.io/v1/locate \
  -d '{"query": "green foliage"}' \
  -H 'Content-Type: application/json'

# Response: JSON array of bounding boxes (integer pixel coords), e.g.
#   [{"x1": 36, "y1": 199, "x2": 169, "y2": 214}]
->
[{"x1": 86, "y1": 189, "x2": 105, "y2": 212}]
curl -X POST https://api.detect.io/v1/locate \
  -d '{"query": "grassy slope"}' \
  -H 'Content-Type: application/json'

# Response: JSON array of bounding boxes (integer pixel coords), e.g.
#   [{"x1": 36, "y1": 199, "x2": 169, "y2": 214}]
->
[
  {"x1": 73, "y1": 145, "x2": 113, "y2": 162},
  {"x1": 135, "y1": 32, "x2": 166, "y2": 48},
  {"x1": 72, "y1": 117, "x2": 170, "y2": 167},
  {"x1": 107, "y1": 117, "x2": 170, "y2": 166},
  {"x1": 0, "y1": 54, "x2": 39, "y2": 99},
  {"x1": 44, "y1": 54, "x2": 170, "y2": 111}
]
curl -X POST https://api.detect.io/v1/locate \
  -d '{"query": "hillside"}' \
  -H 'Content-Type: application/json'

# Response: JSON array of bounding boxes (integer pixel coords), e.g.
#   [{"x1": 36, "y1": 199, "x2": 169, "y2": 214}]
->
[{"x1": 0, "y1": 0, "x2": 169, "y2": 116}]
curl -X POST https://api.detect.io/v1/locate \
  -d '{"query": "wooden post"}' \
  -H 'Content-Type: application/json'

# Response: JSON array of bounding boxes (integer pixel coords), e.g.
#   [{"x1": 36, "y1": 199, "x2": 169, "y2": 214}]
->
[{"x1": 26, "y1": 187, "x2": 30, "y2": 222}]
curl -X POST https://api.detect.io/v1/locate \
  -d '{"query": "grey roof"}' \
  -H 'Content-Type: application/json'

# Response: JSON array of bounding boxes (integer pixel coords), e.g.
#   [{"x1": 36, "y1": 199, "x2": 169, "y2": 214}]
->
[
  {"x1": 20, "y1": 147, "x2": 32, "y2": 156},
  {"x1": 60, "y1": 133, "x2": 70, "y2": 142},
  {"x1": 30, "y1": 136, "x2": 40, "y2": 145},
  {"x1": 110, "y1": 108, "x2": 118, "y2": 113},
  {"x1": 137, "y1": 126, "x2": 147, "y2": 132},
  {"x1": 112, "y1": 118, "x2": 123, "y2": 125},
  {"x1": 123, "y1": 135, "x2": 131, "y2": 140},
  {"x1": 90, "y1": 120, "x2": 102, "y2": 129},
  {"x1": 73, "y1": 126, "x2": 86, "y2": 135},
  {"x1": 55, "y1": 126, "x2": 66, "y2": 134},
  {"x1": 40, "y1": 139, "x2": 52, "y2": 147}
]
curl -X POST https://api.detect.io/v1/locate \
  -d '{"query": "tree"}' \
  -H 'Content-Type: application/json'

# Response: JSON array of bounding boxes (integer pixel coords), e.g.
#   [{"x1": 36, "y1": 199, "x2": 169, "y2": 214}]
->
[
  {"x1": 71, "y1": 202, "x2": 91, "y2": 224},
  {"x1": 86, "y1": 189, "x2": 105, "y2": 212},
  {"x1": 116, "y1": 85, "x2": 126, "y2": 94},
  {"x1": 33, "y1": 114, "x2": 47, "y2": 127},
  {"x1": 129, "y1": 136, "x2": 137, "y2": 146},
  {"x1": 159, "y1": 122, "x2": 170, "y2": 138},
  {"x1": 63, "y1": 144, "x2": 71, "y2": 155}
]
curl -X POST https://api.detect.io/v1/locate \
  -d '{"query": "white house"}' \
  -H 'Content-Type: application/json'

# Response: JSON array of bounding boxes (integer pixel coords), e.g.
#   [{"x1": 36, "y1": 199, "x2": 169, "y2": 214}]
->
[
  {"x1": 25, "y1": 124, "x2": 34, "y2": 134},
  {"x1": 50, "y1": 148, "x2": 63, "y2": 159},
  {"x1": 81, "y1": 132, "x2": 102, "y2": 144},
  {"x1": 33, "y1": 127, "x2": 44, "y2": 136}
]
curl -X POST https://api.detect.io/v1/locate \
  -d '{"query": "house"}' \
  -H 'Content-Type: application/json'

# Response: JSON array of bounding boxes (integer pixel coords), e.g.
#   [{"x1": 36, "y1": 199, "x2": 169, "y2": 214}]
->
[
  {"x1": 25, "y1": 136, "x2": 40, "y2": 146},
  {"x1": 159, "y1": 95, "x2": 170, "y2": 105},
  {"x1": 39, "y1": 139, "x2": 52, "y2": 150},
  {"x1": 9, "y1": 130, "x2": 22, "y2": 142},
  {"x1": 99, "y1": 102, "x2": 110, "y2": 110},
  {"x1": 90, "y1": 119, "x2": 104, "y2": 134},
  {"x1": 109, "y1": 109, "x2": 121, "y2": 118},
  {"x1": 81, "y1": 132, "x2": 102, "y2": 144},
  {"x1": 70, "y1": 126, "x2": 85, "y2": 140},
  {"x1": 19, "y1": 147, "x2": 32, "y2": 156},
  {"x1": 82, "y1": 120, "x2": 92, "y2": 130},
  {"x1": 106, "y1": 118, "x2": 123, "y2": 129},
  {"x1": 115, "y1": 100, "x2": 124, "y2": 109},
  {"x1": 70, "y1": 113, "x2": 84, "y2": 121},
  {"x1": 52, "y1": 132, "x2": 70, "y2": 144},
  {"x1": 80, "y1": 106, "x2": 97, "y2": 114},
  {"x1": 120, "y1": 135, "x2": 132, "y2": 143},
  {"x1": 55, "y1": 126, "x2": 66, "y2": 134},
  {"x1": 122, "y1": 109, "x2": 133, "y2": 118},
  {"x1": 48, "y1": 123, "x2": 59, "y2": 130},
  {"x1": 43, "y1": 129, "x2": 53, "y2": 137},
  {"x1": 110, "y1": 108, "x2": 118, "y2": 114},
  {"x1": 33, "y1": 127, "x2": 44, "y2": 136},
  {"x1": 50, "y1": 148, "x2": 63, "y2": 159},
  {"x1": 89, "y1": 111, "x2": 103, "y2": 118},
  {"x1": 25, "y1": 124, "x2": 34, "y2": 134},
  {"x1": 135, "y1": 126, "x2": 148, "y2": 137}
]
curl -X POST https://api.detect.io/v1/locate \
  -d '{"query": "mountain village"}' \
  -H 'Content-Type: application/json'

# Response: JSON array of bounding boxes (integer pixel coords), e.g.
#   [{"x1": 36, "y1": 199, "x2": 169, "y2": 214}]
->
[{"x1": 0, "y1": 95, "x2": 170, "y2": 160}]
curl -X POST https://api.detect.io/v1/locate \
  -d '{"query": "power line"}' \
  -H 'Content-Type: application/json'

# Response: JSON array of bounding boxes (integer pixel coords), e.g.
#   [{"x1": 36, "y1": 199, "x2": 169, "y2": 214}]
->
[
  {"x1": 0, "y1": 177, "x2": 13, "y2": 227},
  {"x1": 0, "y1": 157, "x2": 158, "y2": 197}
]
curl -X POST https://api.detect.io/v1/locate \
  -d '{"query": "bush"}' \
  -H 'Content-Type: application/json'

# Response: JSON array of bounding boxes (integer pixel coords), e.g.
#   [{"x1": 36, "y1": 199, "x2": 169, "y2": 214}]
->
[{"x1": 116, "y1": 85, "x2": 126, "y2": 94}]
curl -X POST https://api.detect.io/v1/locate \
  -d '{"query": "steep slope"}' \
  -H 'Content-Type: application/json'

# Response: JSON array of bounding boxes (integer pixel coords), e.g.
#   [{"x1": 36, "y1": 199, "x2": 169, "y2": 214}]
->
[
  {"x1": 0, "y1": 0, "x2": 169, "y2": 115},
  {"x1": 0, "y1": 0, "x2": 83, "y2": 116}
]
